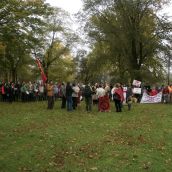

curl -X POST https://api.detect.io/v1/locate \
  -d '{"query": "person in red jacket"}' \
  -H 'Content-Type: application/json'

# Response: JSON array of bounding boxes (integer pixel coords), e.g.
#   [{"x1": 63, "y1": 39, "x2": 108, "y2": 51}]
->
[
  {"x1": 1, "y1": 83, "x2": 6, "y2": 102},
  {"x1": 162, "y1": 86, "x2": 169, "y2": 103},
  {"x1": 149, "y1": 87, "x2": 158, "y2": 96},
  {"x1": 113, "y1": 83, "x2": 124, "y2": 112}
]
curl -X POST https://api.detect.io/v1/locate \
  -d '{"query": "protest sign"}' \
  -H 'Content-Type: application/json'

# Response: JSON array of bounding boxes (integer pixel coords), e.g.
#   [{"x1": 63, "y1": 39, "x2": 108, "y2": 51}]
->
[
  {"x1": 132, "y1": 80, "x2": 141, "y2": 87},
  {"x1": 133, "y1": 88, "x2": 142, "y2": 94}
]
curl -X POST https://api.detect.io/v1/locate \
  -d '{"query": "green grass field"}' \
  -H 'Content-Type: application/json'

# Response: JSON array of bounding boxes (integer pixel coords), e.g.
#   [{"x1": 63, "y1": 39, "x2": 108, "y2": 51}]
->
[{"x1": 0, "y1": 101, "x2": 172, "y2": 172}]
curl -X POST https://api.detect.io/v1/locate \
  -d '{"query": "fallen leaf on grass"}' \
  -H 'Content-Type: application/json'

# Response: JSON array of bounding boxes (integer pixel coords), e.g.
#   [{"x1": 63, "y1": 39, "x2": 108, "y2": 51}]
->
[
  {"x1": 137, "y1": 134, "x2": 145, "y2": 143},
  {"x1": 18, "y1": 167, "x2": 32, "y2": 171},
  {"x1": 90, "y1": 167, "x2": 98, "y2": 171},
  {"x1": 49, "y1": 135, "x2": 54, "y2": 138},
  {"x1": 165, "y1": 158, "x2": 171, "y2": 164},
  {"x1": 143, "y1": 162, "x2": 152, "y2": 170},
  {"x1": 88, "y1": 154, "x2": 94, "y2": 159}
]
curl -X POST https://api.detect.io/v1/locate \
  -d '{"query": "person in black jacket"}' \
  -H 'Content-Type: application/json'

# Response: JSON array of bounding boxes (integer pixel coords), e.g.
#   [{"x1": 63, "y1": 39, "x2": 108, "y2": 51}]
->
[
  {"x1": 66, "y1": 82, "x2": 73, "y2": 111},
  {"x1": 6, "y1": 82, "x2": 13, "y2": 103},
  {"x1": 84, "y1": 83, "x2": 93, "y2": 112}
]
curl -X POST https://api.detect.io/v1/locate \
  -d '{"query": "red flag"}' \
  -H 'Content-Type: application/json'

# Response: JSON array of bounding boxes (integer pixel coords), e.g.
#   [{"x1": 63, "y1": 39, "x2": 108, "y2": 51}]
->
[{"x1": 35, "y1": 58, "x2": 47, "y2": 83}]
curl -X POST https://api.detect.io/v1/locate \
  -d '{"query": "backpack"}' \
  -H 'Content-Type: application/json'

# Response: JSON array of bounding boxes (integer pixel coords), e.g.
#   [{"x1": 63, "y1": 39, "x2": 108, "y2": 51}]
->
[
  {"x1": 84, "y1": 85, "x2": 92, "y2": 97},
  {"x1": 113, "y1": 93, "x2": 120, "y2": 100}
]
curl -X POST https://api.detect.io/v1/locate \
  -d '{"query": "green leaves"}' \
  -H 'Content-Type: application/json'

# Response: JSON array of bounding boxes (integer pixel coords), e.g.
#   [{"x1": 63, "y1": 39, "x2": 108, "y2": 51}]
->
[
  {"x1": 0, "y1": 0, "x2": 52, "y2": 81},
  {"x1": 81, "y1": 0, "x2": 172, "y2": 83}
]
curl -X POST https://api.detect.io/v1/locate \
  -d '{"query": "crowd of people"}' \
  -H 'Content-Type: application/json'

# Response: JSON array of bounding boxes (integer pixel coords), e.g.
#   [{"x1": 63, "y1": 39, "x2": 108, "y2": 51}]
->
[
  {"x1": 0, "y1": 81, "x2": 47, "y2": 103},
  {"x1": 0, "y1": 80, "x2": 172, "y2": 112}
]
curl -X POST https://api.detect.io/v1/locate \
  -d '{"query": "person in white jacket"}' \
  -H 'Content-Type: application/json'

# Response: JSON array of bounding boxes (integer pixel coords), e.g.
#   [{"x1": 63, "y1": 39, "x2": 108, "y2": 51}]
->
[
  {"x1": 72, "y1": 83, "x2": 80, "y2": 110},
  {"x1": 96, "y1": 85, "x2": 106, "y2": 98},
  {"x1": 96, "y1": 84, "x2": 106, "y2": 111}
]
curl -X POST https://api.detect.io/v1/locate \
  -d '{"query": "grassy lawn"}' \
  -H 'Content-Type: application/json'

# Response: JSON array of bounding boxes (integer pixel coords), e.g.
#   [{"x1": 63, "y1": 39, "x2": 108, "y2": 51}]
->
[{"x1": 0, "y1": 101, "x2": 172, "y2": 172}]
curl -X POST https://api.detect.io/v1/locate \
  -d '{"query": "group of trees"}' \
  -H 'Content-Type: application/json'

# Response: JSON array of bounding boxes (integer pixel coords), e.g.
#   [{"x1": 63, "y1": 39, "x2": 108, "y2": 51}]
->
[
  {"x1": 78, "y1": 0, "x2": 172, "y2": 84},
  {"x1": 1, "y1": 0, "x2": 172, "y2": 84},
  {"x1": 0, "y1": 0, "x2": 76, "y2": 82}
]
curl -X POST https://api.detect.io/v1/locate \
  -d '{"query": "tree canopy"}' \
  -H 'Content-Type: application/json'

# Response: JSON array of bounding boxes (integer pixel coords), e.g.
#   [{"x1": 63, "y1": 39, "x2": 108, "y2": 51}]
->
[
  {"x1": 79, "y1": 0, "x2": 172, "y2": 84},
  {"x1": 0, "y1": 0, "x2": 172, "y2": 84},
  {"x1": 0, "y1": 0, "x2": 77, "y2": 82}
]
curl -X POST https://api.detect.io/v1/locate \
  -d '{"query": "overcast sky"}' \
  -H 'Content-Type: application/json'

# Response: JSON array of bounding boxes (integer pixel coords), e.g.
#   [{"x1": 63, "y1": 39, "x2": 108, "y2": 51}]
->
[
  {"x1": 45, "y1": 0, "x2": 172, "y2": 53},
  {"x1": 46, "y1": 0, "x2": 172, "y2": 16},
  {"x1": 46, "y1": 0, "x2": 83, "y2": 14}
]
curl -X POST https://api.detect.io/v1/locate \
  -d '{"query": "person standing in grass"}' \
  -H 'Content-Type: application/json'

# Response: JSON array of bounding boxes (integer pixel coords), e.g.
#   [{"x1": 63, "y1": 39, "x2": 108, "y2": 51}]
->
[
  {"x1": 61, "y1": 82, "x2": 66, "y2": 109},
  {"x1": 92, "y1": 85, "x2": 98, "y2": 105},
  {"x1": 127, "y1": 96, "x2": 132, "y2": 110},
  {"x1": 168, "y1": 84, "x2": 172, "y2": 103},
  {"x1": 38, "y1": 82, "x2": 44, "y2": 101},
  {"x1": 126, "y1": 85, "x2": 133, "y2": 110},
  {"x1": 1, "y1": 82, "x2": 6, "y2": 102},
  {"x1": 21, "y1": 82, "x2": 27, "y2": 102},
  {"x1": 72, "y1": 83, "x2": 80, "y2": 110},
  {"x1": 83, "y1": 83, "x2": 93, "y2": 112},
  {"x1": 46, "y1": 80, "x2": 54, "y2": 110},
  {"x1": 162, "y1": 86, "x2": 169, "y2": 103},
  {"x1": 66, "y1": 82, "x2": 73, "y2": 111},
  {"x1": 113, "y1": 83, "x2": 124, "y2": 112},
  {"x1": 96, "y1": 84, "x2": 106, "y2": 112},
  {"x1": 53, "y1": 83, "x2": 59, "y2": 101},
  {"x1": 6, "y1": 82, "x2": 13, "y2": 103}
]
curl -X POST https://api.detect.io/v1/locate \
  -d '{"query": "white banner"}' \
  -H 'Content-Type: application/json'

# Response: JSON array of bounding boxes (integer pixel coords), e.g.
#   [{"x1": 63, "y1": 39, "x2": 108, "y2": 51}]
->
[
  {"x1": 133, "y1": 80, "x2": 141, "y2": 87},
  {"x1": 140, "y1": 92, "x2": 162, "y2": 104},
  {"x1": 133, "y1": 88, "x2": 142, "y2": 94}
]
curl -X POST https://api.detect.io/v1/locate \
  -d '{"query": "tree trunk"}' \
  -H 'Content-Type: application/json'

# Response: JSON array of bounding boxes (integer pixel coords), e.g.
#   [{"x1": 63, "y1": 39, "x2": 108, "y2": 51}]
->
[
  {"x1": 130, "y1": 39, "x2": 142, "y2": 81},
  {"x1": 12, "y1": 68, "x2": 16, "y2": 82},
  {"x1": 44, "y1": 66, "x2": 49, "y2": 81}
]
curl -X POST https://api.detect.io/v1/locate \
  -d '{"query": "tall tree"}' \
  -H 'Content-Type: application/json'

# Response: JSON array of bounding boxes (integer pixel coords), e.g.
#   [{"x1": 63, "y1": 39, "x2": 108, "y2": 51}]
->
[
  {"x1": 0, "y1": 0, "x2": 52, "y2": 81},
  {"x1": 81, "y1": 0, "x2": 172, "y2": 83},
  {"x1": 39, "y1": 7, "x2": 78, "y2": 80}
]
